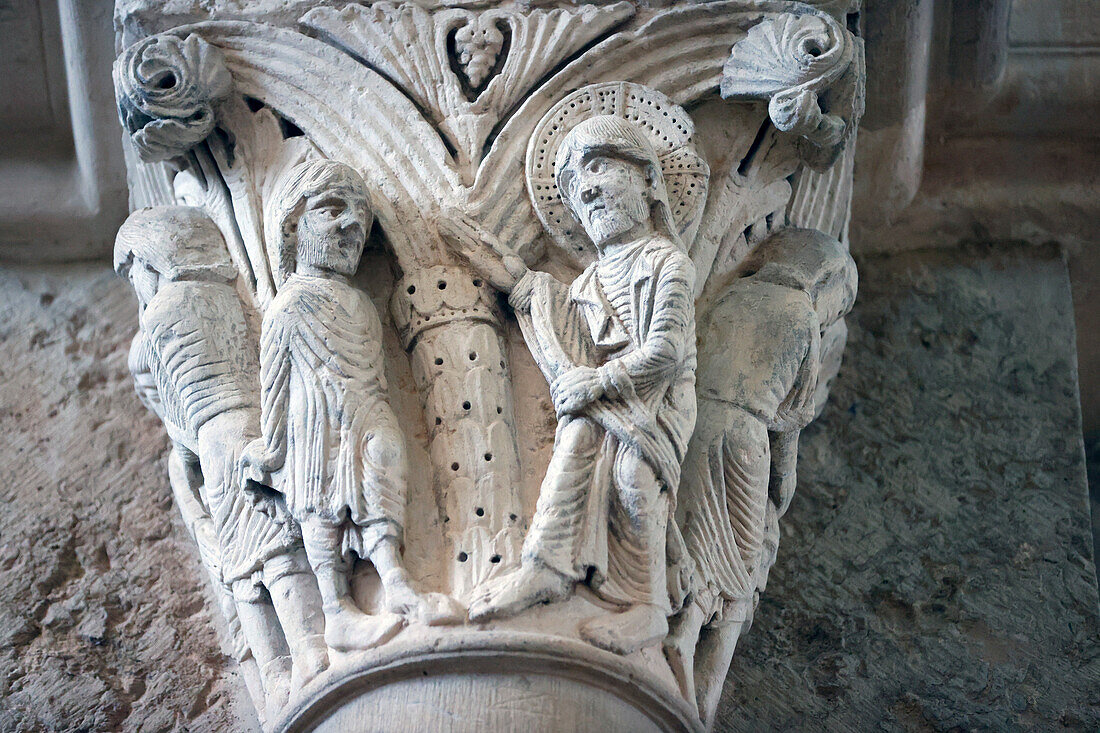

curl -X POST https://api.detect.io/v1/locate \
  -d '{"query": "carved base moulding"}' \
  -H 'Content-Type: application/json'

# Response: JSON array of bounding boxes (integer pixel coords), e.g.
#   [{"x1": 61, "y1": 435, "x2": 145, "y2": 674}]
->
[{"x1": 111, "y1": 1, "x2": 865, "y2": 730}]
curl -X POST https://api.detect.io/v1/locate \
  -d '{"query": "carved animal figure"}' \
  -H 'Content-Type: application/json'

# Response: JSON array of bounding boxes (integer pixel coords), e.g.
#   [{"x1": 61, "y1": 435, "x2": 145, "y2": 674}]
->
[
  {"x1": 665, "y1": 227, "x2": 857, "y2": 727},
  {"x1": 442, "y1": 115, "x2": 697, "y2": 656},
  {"x1": 240, "y1": 160, "x2": 463, "y2": 654},
  {"x1": 116, "y1": 206, "x2": 328, "y2": 719}
]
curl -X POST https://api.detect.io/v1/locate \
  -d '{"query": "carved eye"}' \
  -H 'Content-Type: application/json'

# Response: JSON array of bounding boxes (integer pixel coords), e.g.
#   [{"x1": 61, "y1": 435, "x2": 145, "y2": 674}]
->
[{"x1": 587, "y1": 158, "x2": 603, "y2": 174}]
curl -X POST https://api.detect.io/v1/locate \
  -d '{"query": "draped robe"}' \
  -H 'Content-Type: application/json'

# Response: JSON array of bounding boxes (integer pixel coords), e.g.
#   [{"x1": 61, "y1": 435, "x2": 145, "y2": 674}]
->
[
  {"x1": 510, "y1": 235, "x2": 696, "y2": 609},
  {"x1": 140, "y1": 281, "x2": 299, "y2": 586},
  {"x1": 258, "y1": 273, "x2": 405, "y2": 559},
  {"x1": 678, "y1": 277, "x2": 820, "y2": 624}
]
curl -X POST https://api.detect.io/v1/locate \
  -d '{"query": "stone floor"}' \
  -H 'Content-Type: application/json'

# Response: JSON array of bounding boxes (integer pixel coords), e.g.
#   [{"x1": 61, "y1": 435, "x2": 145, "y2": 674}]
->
[
  {"x1": 723, "y1": 243, "x2": 1100, "y2": 731},
  {"x1": 0, "y1": 242, "x2": 1096, "y2": 731}
]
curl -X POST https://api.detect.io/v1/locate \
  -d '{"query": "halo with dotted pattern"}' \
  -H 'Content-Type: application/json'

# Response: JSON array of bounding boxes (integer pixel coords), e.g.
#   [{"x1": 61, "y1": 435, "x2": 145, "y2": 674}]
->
[{"x1": 525, "y1": 81, "x2": 710, "y2": 266}]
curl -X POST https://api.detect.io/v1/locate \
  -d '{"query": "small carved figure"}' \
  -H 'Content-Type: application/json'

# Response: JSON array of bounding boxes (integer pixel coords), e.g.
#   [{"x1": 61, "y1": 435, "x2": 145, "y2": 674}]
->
[
  {"x1": 115, "y1": 206, "x2": 328, "y2": 718},
  {"x1": 441, "y1": 115, "x2": 697, "y2": 655},
  {"x1": 240, "y1": 160, "x2": 462, "y2": 653},
  {"x1": 665, "y1": 227, "x2": 857, "y2": 727}
]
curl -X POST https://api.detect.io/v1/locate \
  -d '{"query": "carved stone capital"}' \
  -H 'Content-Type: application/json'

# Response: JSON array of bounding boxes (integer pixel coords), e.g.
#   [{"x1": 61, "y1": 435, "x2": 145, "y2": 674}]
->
[{"x1": 111, "y1": 2, "x2": 865, "y2": 729}]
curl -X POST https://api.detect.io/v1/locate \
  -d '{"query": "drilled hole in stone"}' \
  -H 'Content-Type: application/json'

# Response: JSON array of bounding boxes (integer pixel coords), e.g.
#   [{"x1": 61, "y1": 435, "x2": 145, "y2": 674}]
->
[
  {"x1": 457, "y1": 552, "x2": 468, "y2": 562},
  {"x1": 435, "y1": 417, "x2": 443, "y2": 425},
  {"x1": 509, "y1": 513, "x2": 518, "y2": 522},
  {"x1": 469, "y1": 352, "x2": 477, "y2": 361},
  {"x1": 451, "y1": 462, "x2": 460, "y2": 471},
  {"x1": 475, "y1": 507, "x2": 485, "y2": 517},
  {"x1": 435, "y1": 357, "x2": 444, "y2": 365},
  {"x1": 438, "y1": 280, "x2": 447, "y2": 290},
  {"x1": 407, "y1": 285, "x2": 416, "y2": 294},
  {"x1": 462, "y1": 401, "x2": 471, "y2": 410},
  {"x1": 484, "y1": 453, "x2": 492, "y2": 462},
  {"x1": 156, "y1": 72, "x2": 177, "y2": 89},
  {"x1": 473, "y1": 278, "x2": 482, "y2": 287},
  {"x1": 490, "y1": 555, "x2": 501, "y2": 564},
  {"x1": 496, "y1": 406, "x2": 503, "y2": 414}
]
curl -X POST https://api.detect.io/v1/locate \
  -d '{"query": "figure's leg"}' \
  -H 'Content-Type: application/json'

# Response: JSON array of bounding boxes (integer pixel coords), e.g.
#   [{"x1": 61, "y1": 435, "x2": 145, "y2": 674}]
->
[
  {"x1": 263, "y1": 550, "x2": 329, "y2": 689},
  {"x1": 694, "y1": 619, "x2": 745, "y2": 729},
  {"x1": 359, "y1": 422, "x2": 465, "y2": 625},
  {"x1": 232, "y1": 579, "x2": 293, "y2": 719},
  {"x1": 768, "y1": 429, "x2": 800, "y2": 518},
  {"x1": 369, "y1": 534, "x2": 465, "y2": 625},
  {"x1": 580, "y1": 451, "x2": 669, "y2": 655},
  {"x1": 468, "y1": 417, "x2": 602, "y2": 622},
  {"x1": 300, "y1": 518, "x2": 402, "y2": 652},
  {"x1": 663, "y1": 599, "x2": 708, "y2": 704}
]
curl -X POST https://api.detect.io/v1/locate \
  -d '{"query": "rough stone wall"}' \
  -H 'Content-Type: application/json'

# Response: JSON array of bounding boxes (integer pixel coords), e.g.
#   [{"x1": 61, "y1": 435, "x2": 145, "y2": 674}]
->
[
  {"x1": 0, "y1": 242, "x2": 1096, "y2": 731},
  {"x1": 0, "y1": 265, "x2": 247, "y2": 732},
  {"x1": 723, "y1": 243, "x2": 1100, "y2": 730}
]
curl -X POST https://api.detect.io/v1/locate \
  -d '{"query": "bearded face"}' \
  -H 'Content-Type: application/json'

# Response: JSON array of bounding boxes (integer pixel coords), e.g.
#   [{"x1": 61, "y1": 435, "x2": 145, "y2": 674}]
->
[
  {"x1": 296, "y1": 189, "x2": 371, "y2": 276},
  {"x1": 563, "y1": 153, "x2": 652, "y2": 248}
]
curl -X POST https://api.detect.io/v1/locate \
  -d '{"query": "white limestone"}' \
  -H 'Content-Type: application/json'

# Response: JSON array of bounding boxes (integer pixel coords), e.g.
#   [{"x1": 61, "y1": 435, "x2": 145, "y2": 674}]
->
[{"x1": 110, "y1": 2, "x2": 865, "y2": 730}]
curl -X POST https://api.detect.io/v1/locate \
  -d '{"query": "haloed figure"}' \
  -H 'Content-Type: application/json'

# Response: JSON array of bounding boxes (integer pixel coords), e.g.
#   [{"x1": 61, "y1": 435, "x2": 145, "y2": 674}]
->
[
  {"x1": 441, "y1": 115, "x2": 697, "y2": 655},
  {"x1": 115, "y1": 206, "x2": 328, "y2": 720},
  {"x1": 241, "y1": 160, "x2": 462, "y2": 653}
]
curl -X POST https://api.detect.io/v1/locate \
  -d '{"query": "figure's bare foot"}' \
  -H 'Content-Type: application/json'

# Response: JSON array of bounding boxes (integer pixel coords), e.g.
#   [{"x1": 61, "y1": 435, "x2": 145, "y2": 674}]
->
[
  {"x1": 580, "y1": 604, "x2": 668, "y2": 655},
  {"x1": 468, "y1": 564, "x2": 570, "y2": 622},
  {"x1": 322, "y1": 601, "x2": 404, "y2": 652},
  {"x1": 416, "y1": 592, "x2": 466, "y2": 626}
]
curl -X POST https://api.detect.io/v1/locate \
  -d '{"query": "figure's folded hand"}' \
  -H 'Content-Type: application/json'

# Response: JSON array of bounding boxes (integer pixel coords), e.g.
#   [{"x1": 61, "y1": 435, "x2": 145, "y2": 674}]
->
[
  {"x1": 238, "y1": 438, "x2": 275, "y2": 490},
  {"x1": 551, "y1": 366, "x2": 603, "y2": 416}
]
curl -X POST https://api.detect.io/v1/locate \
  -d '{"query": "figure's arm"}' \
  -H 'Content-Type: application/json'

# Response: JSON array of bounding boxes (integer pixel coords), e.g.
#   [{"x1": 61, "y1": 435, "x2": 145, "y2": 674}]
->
[
  {"x1": 598, "y1": 252, "x2": 696, "y2": 397},
  {"x1": 128, "y1": 331, "x2": 163, "y2": 417},
  {"x1": 241, "y1": 314, "x2": 291, "y2": 477},
  {"x1": 437, "y1": 210, "x2": 528, "y2": 296}
]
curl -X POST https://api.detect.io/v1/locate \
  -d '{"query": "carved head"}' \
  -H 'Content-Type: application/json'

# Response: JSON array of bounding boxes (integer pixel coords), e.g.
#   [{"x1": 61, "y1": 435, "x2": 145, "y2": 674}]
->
[
  {"x1": 555, "y1": 116, "x2": 681, "y2": 250},
  {"x1": 742, "y1": 227, "x2": 858, "y2": 330},
  {"x1": 114, "y1": 206, "x2": 236, "y2": 308},
  {"x1": 273, "y1": 159, "x2": 374, "y2": 282}
]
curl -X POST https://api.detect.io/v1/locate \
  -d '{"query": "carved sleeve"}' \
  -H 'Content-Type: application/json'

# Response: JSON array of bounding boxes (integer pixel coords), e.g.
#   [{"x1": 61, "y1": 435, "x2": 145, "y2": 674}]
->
[
  {"x1": 600, "y1": 251, "x2": 696, "y2": 396},
  {"x1": 128, "y1": 331, "x2": 163, "y2": 418},
  {"x1": 258, "y1": 312, "x2": 292, "y2": 468}
]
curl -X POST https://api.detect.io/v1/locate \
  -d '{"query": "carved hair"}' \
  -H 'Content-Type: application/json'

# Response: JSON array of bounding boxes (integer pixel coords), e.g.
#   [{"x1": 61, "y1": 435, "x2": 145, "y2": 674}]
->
[
  {"x1": 554, "y1": 115, "x2": 685, "y2": 251},
  {"x1": 271, "y1": 159, "x2": 374, "y2": 285},
  {"x1": 114, "y1": 205, "x2": 236, "y2": 282},
  {"x1": 743, "y1": 227, "x2": 858, "y2": 328}
]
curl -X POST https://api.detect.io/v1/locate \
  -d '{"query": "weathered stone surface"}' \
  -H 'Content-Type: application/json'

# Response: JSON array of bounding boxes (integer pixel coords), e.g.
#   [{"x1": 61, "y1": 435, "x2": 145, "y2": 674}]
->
[
  {"x1": 0, "y1": 264, "x2": 246, "y2": 732},
  {"x1": 722, "y1": 243, "x2": 1100, "y2": 730}
]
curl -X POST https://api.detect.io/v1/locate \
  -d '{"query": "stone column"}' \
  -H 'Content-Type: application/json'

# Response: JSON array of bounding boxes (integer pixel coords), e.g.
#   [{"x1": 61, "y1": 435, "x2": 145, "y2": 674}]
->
[{"x1": 108, "y1": 2, "x2": 865, "y2": 730}]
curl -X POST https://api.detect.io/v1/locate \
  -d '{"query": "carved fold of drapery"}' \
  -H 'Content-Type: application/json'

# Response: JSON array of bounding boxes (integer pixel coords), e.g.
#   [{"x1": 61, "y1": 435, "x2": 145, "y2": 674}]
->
[{"x1": 111, "y1": 1, "x2": 865, "y2": 729}]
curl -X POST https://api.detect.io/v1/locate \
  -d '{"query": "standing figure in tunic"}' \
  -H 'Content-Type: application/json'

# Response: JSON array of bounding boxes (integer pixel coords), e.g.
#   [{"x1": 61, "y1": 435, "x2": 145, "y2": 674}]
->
[
  {"x1": 116, "y1": 206, "x2": 328, "y2": 718},
  {"x1": 441, "y1": 115, "x2": 697, "y2": 655},
  {"x1": 240, "y1": 160, "x2": 462, "y2": 653},
  {"x1": 665, "y1": 228, "x2": 857, "y2": 727}
]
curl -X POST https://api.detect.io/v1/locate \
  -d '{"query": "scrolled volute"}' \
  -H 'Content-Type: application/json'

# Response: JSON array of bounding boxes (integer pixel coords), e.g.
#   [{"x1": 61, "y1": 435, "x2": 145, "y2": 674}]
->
[
  {"x1": 721, "y1": 12, "x2": 855, "y2": 157},
  {"x1": 114, "y1": 33, "x2": 232, "y2": 163}
]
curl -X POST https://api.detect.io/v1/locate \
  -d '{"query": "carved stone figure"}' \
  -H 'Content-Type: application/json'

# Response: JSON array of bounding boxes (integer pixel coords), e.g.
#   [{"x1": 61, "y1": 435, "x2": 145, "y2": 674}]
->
[
  {"x1": 442, "y1": 114, "x2": 698, "y2": 656},
  {"x1": 666, "y1": 227, "x2": 857, "y2": 726},
  {"x1": 115, "y1": 206, "x2": 328, "y2": 719},
  {"x1": 240, "y1": 160, "x2": 463, "y2": 654},
  {"x1": 110, "y1": 2, "x2": 865, "y2": 729}
]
